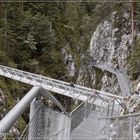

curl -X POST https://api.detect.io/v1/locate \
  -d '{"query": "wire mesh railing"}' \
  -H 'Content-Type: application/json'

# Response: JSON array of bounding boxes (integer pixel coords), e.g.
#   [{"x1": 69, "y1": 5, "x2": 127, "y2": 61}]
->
[
  {"x1": 20, "y1": 100, "x2": 71, "y2": 140},
  {"x1": 70, "y1": 93, "x2": 113, "y2": 132},
  {"x1": 98, "y1": 113, "x2": 140, "y2": 140},
  {"x1": 109, "y1": 117, "x2": 130, "y2": 139},
  {"x1": 97, "y1": 97, "x2": 140, "y2": 139},
  {"x1": 19, "y1": 101, "x2": 42, "y2": 140},
  {"x1": 70, "y1": 95, "x2": 96, "y2": 131},
  {"x1": 98, "y1": 98, "x2": 123, "y2": 119},
  {"x1": 96, "y1": 98, "x2": 125, "y2": 139},
  {"x1": 18, "y1": 97, "x2": 126, "y2": 140}
]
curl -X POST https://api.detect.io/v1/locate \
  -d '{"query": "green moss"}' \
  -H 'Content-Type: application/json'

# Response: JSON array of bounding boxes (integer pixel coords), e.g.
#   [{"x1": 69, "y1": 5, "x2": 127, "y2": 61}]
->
[
  {"x1": 112, "y1": 3, "x2": 131, "y2": 46},
  {"x1": 0, "y1": 78, "x2": 26, "y2": 132},
  {"x1": 128, "y1": 38, "x2": 140, "y2": 80},
  {"x1": 18, "y1": 116, "x2": 26, "y2": 131},
  {"x1": 0, "y1": 78, "x2": 15, "y2": 109}
]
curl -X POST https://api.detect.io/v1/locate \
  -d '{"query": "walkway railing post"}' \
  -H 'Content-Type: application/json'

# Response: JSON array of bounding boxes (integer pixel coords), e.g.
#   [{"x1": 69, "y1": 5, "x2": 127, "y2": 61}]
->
[
  {"x1": 28, "y1": 98, "x2": 37, "y2": 140},
  {"x1": 107, "y1": 118, "x2": 110, "y2": 139},
  {"x1": 129, "y1": 116, "x2": 133, "y2": 140}
]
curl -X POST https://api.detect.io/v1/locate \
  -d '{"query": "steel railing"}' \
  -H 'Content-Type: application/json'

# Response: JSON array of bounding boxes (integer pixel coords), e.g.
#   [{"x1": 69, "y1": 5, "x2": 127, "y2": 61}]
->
[
  {"x1": 0, "y1": 65, "x2": 123, "y2": 107},
  {"x1": 70, "y1": 93, "x2": 114, "y2": 132}
]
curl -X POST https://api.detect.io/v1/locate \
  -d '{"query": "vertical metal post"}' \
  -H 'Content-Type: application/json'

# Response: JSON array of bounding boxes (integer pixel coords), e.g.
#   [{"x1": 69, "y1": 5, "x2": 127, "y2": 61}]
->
[
  {"x1": 107, "y1": 118, "x2": 110, "y2": 139},
  {"x1": 107, "y1": 104, "x2": 109, "y2": 117},
  {"x1": 96, "y1": 118, "x2": 101, "y2": 139},
  {"x1": 83, "y1": 100, "x2": 87, "y2": 119},
  {"x1": 129, "y1": 116, "x2": 133, "y2": 140},
  {"x1": 28, "y1": 98, "x2": 37, "y2": 140},
  {"x1": 111, "y1": 100, "x2": 115, "y2": 116},
  {"x1": 89, "y1": 97, "x2": 94, "y2": 113}
]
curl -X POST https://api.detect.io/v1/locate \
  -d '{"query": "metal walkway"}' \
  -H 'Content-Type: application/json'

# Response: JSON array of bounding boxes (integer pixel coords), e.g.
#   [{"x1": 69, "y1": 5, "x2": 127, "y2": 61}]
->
[
  {"x1": 0, "y1": 65, "x2": 123, "y2": 106},
  {"x1": 0, "y1": 65, "x2": 127, "y2": 140},
  {"x1": 92, "y1": 62, "x2": 130, "y2": 96}
]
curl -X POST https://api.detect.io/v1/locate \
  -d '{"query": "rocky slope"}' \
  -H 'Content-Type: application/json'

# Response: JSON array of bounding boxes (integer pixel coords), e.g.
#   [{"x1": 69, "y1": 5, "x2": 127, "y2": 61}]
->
[{"x1": 77, "y1": 6, "x2": 137, "y2": 96}]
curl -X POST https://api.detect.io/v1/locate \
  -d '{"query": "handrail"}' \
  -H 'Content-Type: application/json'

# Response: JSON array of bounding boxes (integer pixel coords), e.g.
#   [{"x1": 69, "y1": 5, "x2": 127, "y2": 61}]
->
[
  {"x1": 70, "y1": 93, "x2": 111, "y2": 119},
  {"x1": 54, "y1": 125, "x2": 71, "y2": 136},
  {"x1": 98, "y1": 112, "x2": 140, "y2": 119},
  {"x1": 70, "y1": 94, "x2": 96, "y2": 116},
  {"x1": 98, "y1": 98, "x2": 116, "y2": 118},
  {"x1": 70, "y1": 100, "x2": 85, "y2": 116}
]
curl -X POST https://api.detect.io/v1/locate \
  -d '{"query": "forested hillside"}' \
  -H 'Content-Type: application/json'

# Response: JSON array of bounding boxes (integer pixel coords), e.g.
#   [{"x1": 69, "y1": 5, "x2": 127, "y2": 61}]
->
[{"x1": 0, "y1": 1, "x2": 140, "y2": 138}]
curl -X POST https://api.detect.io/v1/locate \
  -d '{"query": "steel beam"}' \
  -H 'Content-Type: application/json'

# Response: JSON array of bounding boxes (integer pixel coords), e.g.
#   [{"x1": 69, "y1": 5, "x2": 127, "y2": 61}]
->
[
  {"x1": 40, "y1": 88, "x2": 69, "y2": 116},
  {"x1": 0, "y1": 86, "x2": 40, "y2": 134}
]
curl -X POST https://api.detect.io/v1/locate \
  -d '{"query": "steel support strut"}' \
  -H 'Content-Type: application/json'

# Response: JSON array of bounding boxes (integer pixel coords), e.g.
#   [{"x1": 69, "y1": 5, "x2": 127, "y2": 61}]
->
[{"x1": 0, "y1": 86, "x2": 40, "y2": 134}]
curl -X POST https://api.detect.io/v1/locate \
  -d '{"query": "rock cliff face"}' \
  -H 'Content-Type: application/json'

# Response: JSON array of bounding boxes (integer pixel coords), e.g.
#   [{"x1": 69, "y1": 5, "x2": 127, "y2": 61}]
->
[
  {"x1": 62, "y1": 48, "x2": 75, "y2": 77},
  {"x1": 76, "y1": 8, "x2": 140, "y2": 140},
  {"x1": 77, "y1": 10, "x2": 134, "y2": 96}
]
